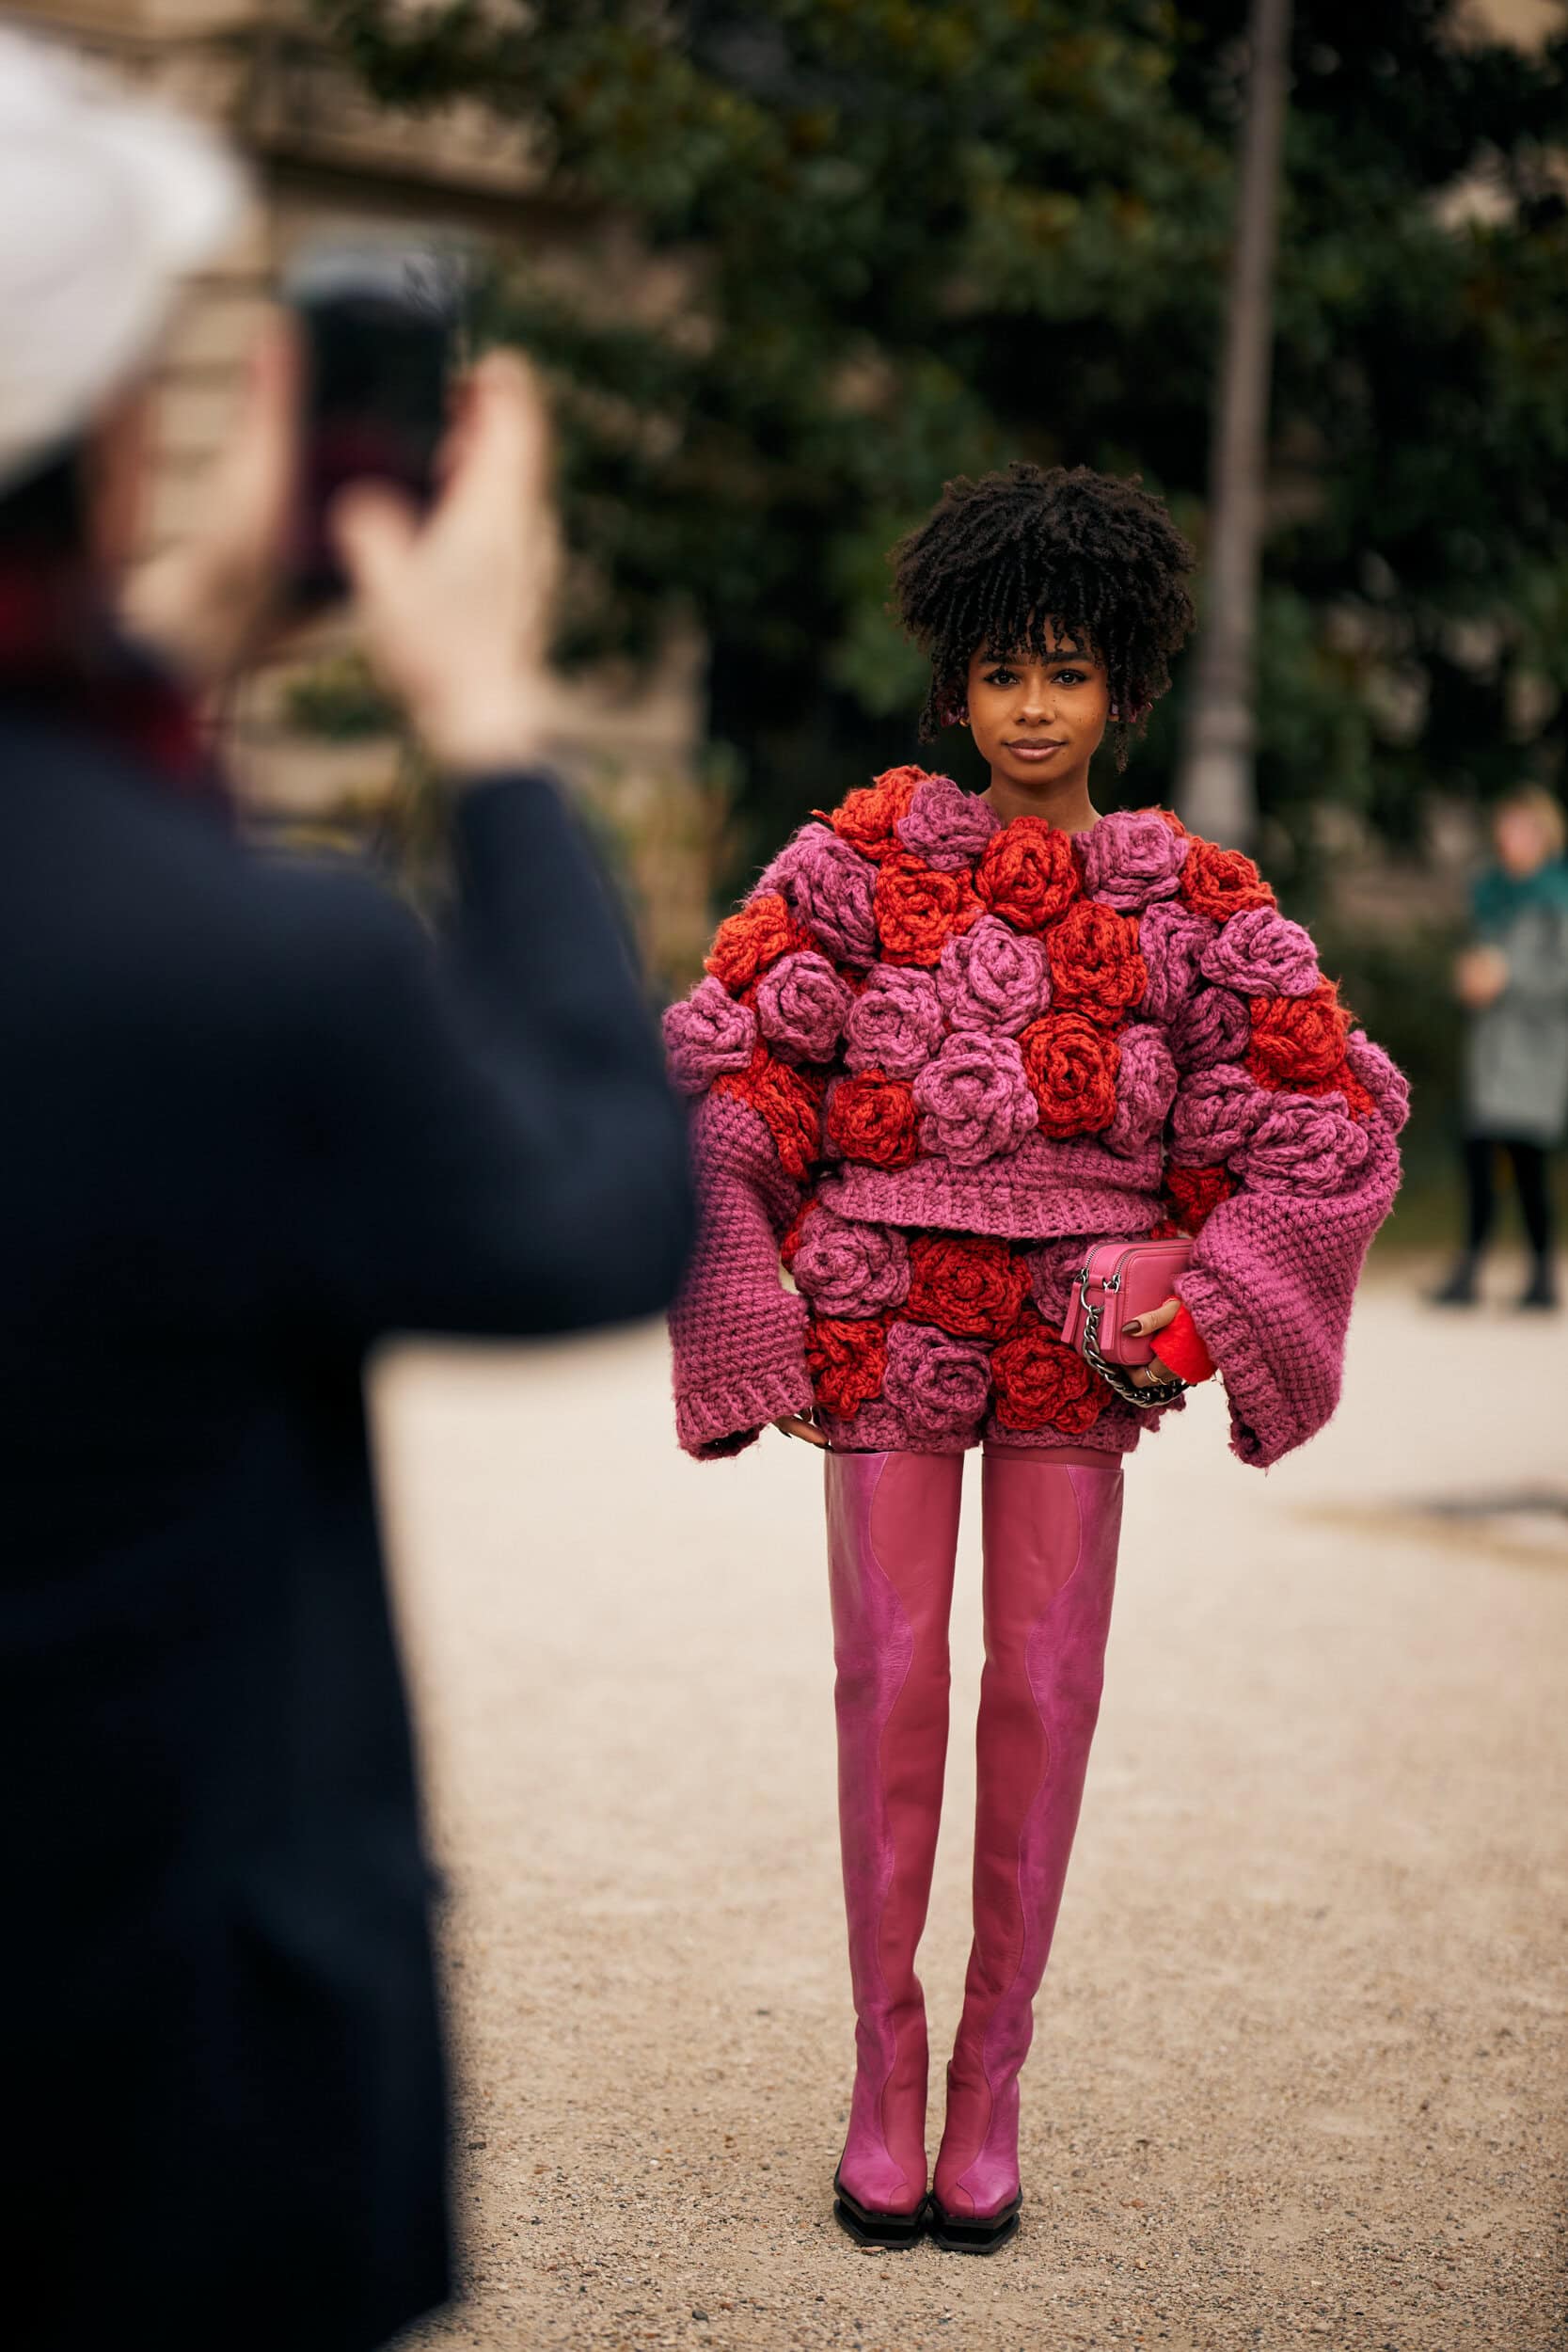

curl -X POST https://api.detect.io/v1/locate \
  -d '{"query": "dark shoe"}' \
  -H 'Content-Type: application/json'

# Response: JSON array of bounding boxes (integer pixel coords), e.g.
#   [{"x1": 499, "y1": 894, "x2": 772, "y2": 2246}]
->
[
  {"x1": 832, "y1": 2172, "x2": 927, "y2": 2249},
  {"x1": 926, "y1": 2191, "x2": 1022, "y2": 2255},
  {"x1": 1516, "y1": 1266, "x2": 1560, "y2": 1311},
  {"x1": 1429, "y1": 1259, "x2": 1480, "y2": 1307}
]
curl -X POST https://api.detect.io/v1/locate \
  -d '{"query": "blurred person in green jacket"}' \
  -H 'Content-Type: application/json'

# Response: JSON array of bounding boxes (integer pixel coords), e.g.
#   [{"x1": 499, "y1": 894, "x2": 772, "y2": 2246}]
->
[{"x1": 1433, "y1": 786, "x2": 1568, "y2": 1311}]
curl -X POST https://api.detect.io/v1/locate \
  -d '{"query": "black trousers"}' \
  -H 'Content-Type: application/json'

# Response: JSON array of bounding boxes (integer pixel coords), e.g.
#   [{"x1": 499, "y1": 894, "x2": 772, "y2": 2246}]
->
[{"x1": 1463, "y1": 1136, "x2": 1554, "y2": 1264}]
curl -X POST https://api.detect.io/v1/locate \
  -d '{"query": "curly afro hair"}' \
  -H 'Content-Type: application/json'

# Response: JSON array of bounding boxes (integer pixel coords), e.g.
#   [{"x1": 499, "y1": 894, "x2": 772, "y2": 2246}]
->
[{"x1": 889, "y1": 463, "x2": 1196, "y2": 769}]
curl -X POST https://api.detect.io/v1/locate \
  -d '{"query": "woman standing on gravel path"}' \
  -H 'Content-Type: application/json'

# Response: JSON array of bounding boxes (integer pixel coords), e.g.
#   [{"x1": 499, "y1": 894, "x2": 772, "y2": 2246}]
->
[{"x1": 664, "y1": 464, "x2": 1406, "y2": 2253}]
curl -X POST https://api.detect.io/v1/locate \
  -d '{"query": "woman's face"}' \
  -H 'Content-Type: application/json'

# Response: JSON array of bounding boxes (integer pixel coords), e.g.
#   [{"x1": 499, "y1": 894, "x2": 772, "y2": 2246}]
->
[
  {"x1": 964, "y1": 629, "x2": 1112, "y2": 791},
  {"x1": 1495, "y1": 804, "x2": 1552, "y2": 879}
]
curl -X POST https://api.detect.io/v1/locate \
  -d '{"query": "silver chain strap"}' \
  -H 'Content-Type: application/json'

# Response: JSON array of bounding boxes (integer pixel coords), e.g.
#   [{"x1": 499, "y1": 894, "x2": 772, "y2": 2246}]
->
[{"x1": 1077, "y1": 1294, "x2": 1189, "y2": 1412}]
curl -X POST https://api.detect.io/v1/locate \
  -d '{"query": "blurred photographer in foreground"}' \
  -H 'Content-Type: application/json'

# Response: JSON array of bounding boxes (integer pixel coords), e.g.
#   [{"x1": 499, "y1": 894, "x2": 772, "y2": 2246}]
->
[{"x1": 0, "y1": 35, "x2": 690, "y2": 2352}]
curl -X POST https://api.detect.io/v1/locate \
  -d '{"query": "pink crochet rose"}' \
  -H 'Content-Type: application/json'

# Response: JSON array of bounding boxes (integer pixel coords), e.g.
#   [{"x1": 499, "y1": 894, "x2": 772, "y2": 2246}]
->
[
  {"x1": 936, "y1": 914, "x2": 1051, "y2": 1036},
  {"x1": 1167, "y1": 1062, "x2": 1267, "y2": 1168},
  {"x1": 895, "y1": 773, "x2": 1002, "y2": 870},
  {"x1": 754, "y1": 949, "x2": 853, "y2": 1064},
  {"x1": 789, "y1": 1206, "x2": 911, "y2": 1318},
  {"x1": 1027, "y1": 1234, "x2": 1096, "y2": 1327},
  {"x1": 881, "y1": 1320, "x2": 993, "y2": 1438},
  {"x1": 662, "y1": 977, "x2": 759, "y2": 1097},
  {"x1": 1167, "y1": 982, "x2": 1251, "y2": 1072},
  {"x1": 1198, "y1": 906, "x2": 1320, "y2": 997},
  {"x1": 755, "y1": 825, "x2": 879, "y2": 967},
  {"x1": 1136, "y1": 899, "x2": 1216, "y2": 1024},
  {"x1": 1101, "y1": 1022, "x2": 1179, "y2": 1157},
  {"x1": 1080, "y1": 807, "x2": 1189, "y2": 913},
  {"x1": 913, "y1": 1030, "x2": 1039, "y2": 1167},
  {"x1": 843, "y1": 964, "x2": 945, "y2": 1079},
  {"x1": 1229, "y1": 1090, "x2": 1374, "y2": 1195},
  {"x1": 1343, "y1": 1030, "x2": 1410, "y2": 1133}
]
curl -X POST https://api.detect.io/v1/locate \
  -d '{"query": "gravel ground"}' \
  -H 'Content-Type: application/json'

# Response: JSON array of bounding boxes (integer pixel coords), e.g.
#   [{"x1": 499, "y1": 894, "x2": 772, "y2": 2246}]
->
[{"x1": 374, "y1": 1265, "x2": 1567, "y2": 2352}]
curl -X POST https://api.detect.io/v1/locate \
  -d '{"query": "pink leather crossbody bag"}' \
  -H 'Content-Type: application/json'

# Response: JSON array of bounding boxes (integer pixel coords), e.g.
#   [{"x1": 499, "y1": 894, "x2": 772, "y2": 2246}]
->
[{"x1": 1059, "y1": 1236, "x2": 1193, "y2": 1408}]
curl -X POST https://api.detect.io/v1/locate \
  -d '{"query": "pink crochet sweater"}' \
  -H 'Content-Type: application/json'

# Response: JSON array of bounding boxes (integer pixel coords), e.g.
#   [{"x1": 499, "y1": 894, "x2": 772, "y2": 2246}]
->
[{"x1": 666, "y1": 769, "x2": 1406, "y2": 1466}]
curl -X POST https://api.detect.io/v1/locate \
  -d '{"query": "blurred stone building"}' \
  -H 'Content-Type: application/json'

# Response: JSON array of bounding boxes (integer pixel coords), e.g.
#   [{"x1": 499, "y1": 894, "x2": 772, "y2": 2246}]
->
[{"x1": 9, "y1": 0, "x2": 722, "y2": 987}]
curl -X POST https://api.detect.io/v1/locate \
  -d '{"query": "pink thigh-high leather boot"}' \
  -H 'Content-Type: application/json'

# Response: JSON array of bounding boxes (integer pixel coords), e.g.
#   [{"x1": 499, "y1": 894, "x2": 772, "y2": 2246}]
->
[
  {"x1": 930, "y1": 1443, "x2": 1123, "y2": 2254},
  {"x1": 826, "y1": 1448, "x2": 964, "y2": 2248}
]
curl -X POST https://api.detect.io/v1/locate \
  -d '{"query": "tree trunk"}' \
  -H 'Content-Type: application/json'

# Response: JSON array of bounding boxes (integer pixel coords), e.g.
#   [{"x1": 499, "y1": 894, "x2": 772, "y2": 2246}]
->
[{"x1": 1176, "y1": 0, "x2": 1293, "y2": 850}]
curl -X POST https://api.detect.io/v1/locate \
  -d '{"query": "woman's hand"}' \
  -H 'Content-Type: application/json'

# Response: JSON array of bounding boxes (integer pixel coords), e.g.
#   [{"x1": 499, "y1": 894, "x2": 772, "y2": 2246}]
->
[
  {"x1": 1122, "y1": 1295, "x2": 1182, "y2": 1390},
  {"x1": 330, "y1": 349, "x2": 558, "y2": 775},
  {"x1": 774, "y1": 1414, "x2": 830, "y2": 1448},
  {"x1": 1454, "y1": 944, "x2": 1509, "y2": 1009}
]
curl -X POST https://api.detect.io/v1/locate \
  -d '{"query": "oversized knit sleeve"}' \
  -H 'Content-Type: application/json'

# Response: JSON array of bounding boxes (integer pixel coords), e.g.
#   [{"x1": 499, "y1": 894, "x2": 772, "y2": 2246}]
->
[
  {"x1": 1155, "y1": 850, "x2": 1407, "y2": 1469},
  {"x1": 661, "y1": 882, "x2": 849, "y2": 1459},
  {"x1": 668, "y1": 1090, "x2": 816, "y2": 1459}
]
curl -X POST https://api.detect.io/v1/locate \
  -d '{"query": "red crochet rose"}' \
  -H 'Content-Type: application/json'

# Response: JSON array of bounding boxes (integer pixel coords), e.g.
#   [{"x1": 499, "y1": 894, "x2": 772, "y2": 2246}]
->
[
  {"x1": 1247, "y1": 978, "x2": 1353, "y2": 1089},
  {"x1": 1045, "y1": 899, "x2": 1148, "y2": 1027},
  {"x1": 1155, "y1": 808, "x2": 1190, "y2": 839},
  {"x1": 717, "y1": 1047, "x2": 823, "y2": 1181},
  {"x1": 991, "y1": 1307, "x2": 1109, "y2": 1436},
  {"x1": 1269, "y1": 1061, "x2": 1379, "y2": 1121},
  {"x1": 821, "y1": 767, "x2": 924, "y2": 862},
  {"x1": 1163, "y1": 1162, "x2": 1235, "y2": 1233},
  {"x1": 1179, "y1": 841, "x2": 1276, "y2": 924},
  {"x1": 1020, "y1": 1012, "x2": 1120, "y2": 1137},
  {"x1": 875, "y1": 851, "x2": 983, "y2": 968},
  {"x1": 825, "y1": 1068, "x2": 921, "y2": 1168},
  {"x1": 905, "y1": 1234, "x2": 1030, "y2": 1342},
  {"x1": 705, "y1": 893, "x2": 812, "y2": 993},
  {"x1": 974, "y1": 815, "x2": 1079, "y2": 932},
  {"x1": 806, "y1": 1313, "x2": 889, "y2": 1419}
]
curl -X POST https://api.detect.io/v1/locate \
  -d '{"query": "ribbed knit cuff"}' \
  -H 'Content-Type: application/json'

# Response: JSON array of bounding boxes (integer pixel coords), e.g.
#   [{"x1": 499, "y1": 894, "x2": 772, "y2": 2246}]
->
[
  {"x1": 675, "y1": 1363, "x2": 817, "y2": 1462},
  {"x1": 1153, "y1": 1305, "x2": 1214, "y2": 1386},
  {"x1": 1173, "y1": 1267, "x2": 1293, "y2": 1469}
]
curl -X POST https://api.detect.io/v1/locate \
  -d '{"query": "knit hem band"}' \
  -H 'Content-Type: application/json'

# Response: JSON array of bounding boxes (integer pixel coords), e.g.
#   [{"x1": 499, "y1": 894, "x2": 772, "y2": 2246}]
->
[{"x1": 675, "y1": 1363, "x2": 816, "y2": 1461}]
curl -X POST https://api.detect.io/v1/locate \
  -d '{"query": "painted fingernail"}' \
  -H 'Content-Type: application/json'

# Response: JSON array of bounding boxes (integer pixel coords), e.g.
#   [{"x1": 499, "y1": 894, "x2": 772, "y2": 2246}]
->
[{"x1": 1125, "y1": 1319, "x2": 1142, "y2": 1335}]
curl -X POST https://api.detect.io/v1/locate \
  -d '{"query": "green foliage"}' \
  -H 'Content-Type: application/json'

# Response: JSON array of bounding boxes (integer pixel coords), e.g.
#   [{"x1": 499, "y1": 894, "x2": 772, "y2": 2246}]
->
[{"x1": 319, "y1": 0, "x2": 1568, "y2": 883}]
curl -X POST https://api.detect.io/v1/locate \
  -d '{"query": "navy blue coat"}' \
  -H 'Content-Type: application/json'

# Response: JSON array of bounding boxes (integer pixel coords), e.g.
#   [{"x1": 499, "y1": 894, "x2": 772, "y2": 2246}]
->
[{"x1": 0, "y1": 709, "x2": 692, "y2": 2351}]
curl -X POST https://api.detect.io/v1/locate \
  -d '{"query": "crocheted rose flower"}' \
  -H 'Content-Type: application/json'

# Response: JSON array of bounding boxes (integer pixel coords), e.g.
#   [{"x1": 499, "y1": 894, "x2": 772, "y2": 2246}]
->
[
  {"x1": 1167, "y1": 981, "x2": 1251, "y2": 1072},
  {"x1": 895, "y1": 773, "x2": 1001, "y2": 871},
  {"x1": 1136, "y1": 899, "x2": 1216, "y2": 1024},
  {"x1": 822, "y1": 766, "x2": 923, "y2": 862},
  {"x1": 936, "y1": 915, "x2": 1051, "y2": 1037},
  {"x1": 1199, "y1": 906, "x2": 1320, "y2": 997},
  {"x1": 1344, "y1": 1028, "x2": 1411, "y2": 1133},
  {"x1": 807, "y1": 1313, "x2": 890, "y2": 1419},
  {"x1": 905, "y1": 1233, "x2": 1030, "y2": 1342},
  {"x1": 1179, "y1": 841, "x2": 1276, "y2": 924},
  {"x1": 754, "y1": 949, "x2": 854, "y2": 1065},
  {"x1": 755, "y1": 827, "x2": 879, "y2": 968},
  {"x1": 790, "y1": 1208, "x2": 911, "y2": 1320},
  {"x1": 842, "y1": 964, "x2": 945, "y2": 1079},
  {"x1": 1027, "y1": 1235, "x2": 1096, "y2": 1327},
  {"x1": 974, "y1": 815, "x2": 1079, "y2": 932},
  {"x1": 1101, "y1": 1022, "x2": 1179, "y2": 1157},
  {"x1": 1045, "y1": 900, "x2": 1148, "y2": 1028},
  {"x1": 913, "y1": 1030, "x2": 1039, "y2": 1167},
  {"x1": 1166, "y1": 1063, "x2": 1266, "y2": 1168},
  {"x1": 824, "y1": 1068, "x2": 921, "y2": 1169},
  {"x1": 1164, "y1": 1162, "x2": 1235, "y2": 1233},
  {"x1": 716, "y1": 1047, "x2": 824, "y2": 1181},
  {"x1": 1246, "y1": 977, "x2": 1352, "y2": 1088},
  {"x1": 705, "y1": 892, "x2": 812, "y2": 993},
  {"x1": 662, "y1": 977, "x2": 759, "y2": 1096},
  {"x1": 875, "y1": 852, "x2": 983, "y2": 968},
  {"x1": 1079, "y1": 807, "x2": 1189, "y2": 913},
  {"x1": 1019, "y1": 1012, "x2": 1120, "y2": 1139},
  {"x1": 881, "y1": 1320, "x2": 993, "y2": 1439},
  {"x1": 1230, "y1": 1091, "x2": 1374, "y2": 1196},
  {"x1": 990, "y1": 1307, "x2": 1108, "y2": 1437}
]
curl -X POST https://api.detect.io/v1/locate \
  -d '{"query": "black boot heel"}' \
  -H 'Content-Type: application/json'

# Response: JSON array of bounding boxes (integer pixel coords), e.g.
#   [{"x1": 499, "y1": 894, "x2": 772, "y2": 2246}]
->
[
  {"x1": 927, "y1": 2193, "x2": 1022, "y2": 2254},
  {"x1": 832, "y1": 2172, "x2": 927, "y2": 2249}
]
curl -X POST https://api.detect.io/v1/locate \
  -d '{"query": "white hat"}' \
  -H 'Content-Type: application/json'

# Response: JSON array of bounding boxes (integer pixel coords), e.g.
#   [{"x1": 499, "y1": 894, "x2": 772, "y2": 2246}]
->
[{"x1": 0, "y1": 27, "x2": 246, "y2": 490}]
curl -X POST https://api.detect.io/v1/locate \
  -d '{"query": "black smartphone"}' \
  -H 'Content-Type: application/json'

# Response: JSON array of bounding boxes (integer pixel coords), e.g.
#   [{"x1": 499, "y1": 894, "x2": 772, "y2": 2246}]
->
[{"x1": 283, "y1": 243, "x2": 466, "y2": 608}]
